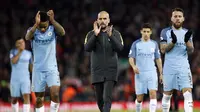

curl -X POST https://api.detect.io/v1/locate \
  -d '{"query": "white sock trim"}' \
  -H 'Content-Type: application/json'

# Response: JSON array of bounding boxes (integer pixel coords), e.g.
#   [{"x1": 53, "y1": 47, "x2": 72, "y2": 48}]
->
[
  {"x1": 50, "y1": 101, "x2": 60, "y2": 112},
  {"x1": 183, "y1": 91, "x2": 193, "y2": 112},
  {"x1": 36, "y1": 106, "x2": 44, "y2": 112},
  {"x1": 11, "y1": 102, "x2": 19, "y2": 112},
  {"x1": 150, "y1": 99, "x2": 157, "y2": 112},
  {"x1": 23, "y1": 104, "x2": 30, "y2": 112}
]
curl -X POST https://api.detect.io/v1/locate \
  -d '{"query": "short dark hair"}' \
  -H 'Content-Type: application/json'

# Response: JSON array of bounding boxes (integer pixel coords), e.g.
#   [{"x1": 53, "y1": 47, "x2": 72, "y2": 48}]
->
[
  {"x1": 14, "y1": 37, "x2": 24, "y2": 42},
  {"x1": 172, "y1": 8, "x2": 184, "y2": 15},
  {"x1": 39, "y1": 11, "x2": 48, "y2": 22},
  {"x1": 141, "y1": 23, "x2": 152, "y2": 30}
]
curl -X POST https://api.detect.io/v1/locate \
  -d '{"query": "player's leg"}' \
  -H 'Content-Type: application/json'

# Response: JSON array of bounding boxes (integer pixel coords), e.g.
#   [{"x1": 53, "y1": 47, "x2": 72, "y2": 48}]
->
[
  {"x1": 162, "y1": 91, "x2": 173, "y2": 112},
  {"x1": 10, "y1": 82, "x2": 20, "y2": 112},
  {"x1": 21, "y1": 80, "x2": 31, "y2": 112},
  {"x1": 22, "y1": 94, "x2": 30, "y2": 112},
  {"x1": 178, "y1": 69, "x2": 193, "y2": 112},
  {"x1": 135, "y1": 94, "x2": 144, "y2": 112},
  {"x1": 50, "y1": 86, "x2": 60, "y2": 112},
  {"x1": 148, "y1": 70, "x2": 158, "y2": 112},
  {"x1": 162, "y1": 73, "x2": 174, "y2": 112},
  {"x1": 103, "y1": 80, "x2": 115, "y2": 112},
  {"x1": 135, "y1": 73, "x2": 146, "y2": 112},
  {"x1": 182, "y1": 88, "x2": 193, "y2": 112},
  {"x1": 149, "y1": 90, "x2": 157, "y2": 112},
  {"x1": 47, "y1": 70, "x2": 60, "y2": 112},
  {"x1": 93, "y1": 82, "x2": 104, "y2": 112},
  {"x1": 35, "y1": 92, "x2": 45, "y2": 112},
  {"x1": 32, "y1": 71, "x2": 46, "y2": 112},
  {"x1": 11, "y1": 97, "x2": 19, "y2": 112}
]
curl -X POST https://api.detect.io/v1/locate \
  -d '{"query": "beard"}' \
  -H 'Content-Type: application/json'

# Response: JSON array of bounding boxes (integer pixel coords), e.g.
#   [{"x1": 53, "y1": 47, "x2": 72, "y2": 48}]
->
[{"x1": 173, "y1": 22, "x2": 183, "y2": 29}]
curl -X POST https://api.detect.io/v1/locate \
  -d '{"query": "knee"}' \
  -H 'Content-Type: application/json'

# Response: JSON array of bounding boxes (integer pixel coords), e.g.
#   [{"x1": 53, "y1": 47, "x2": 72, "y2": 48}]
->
[
  {"x1": 149, "y1": 91, "x2": 157, "y2": 99},
  {"x1": 11, "y1": 98, "x2": 18, "y2": 104},
  {"x1": 51, "y1": 91, "x2": 60, "y2": 100},
  {"x1": 136, "y1": 95, "x2": 144, "y2": 103},
  {"x1": 103, "y1": 94, "x2": 112, "y2": 103},
  {"x1": 36, "y1": 97, "x2": 43, "y2": 104}
]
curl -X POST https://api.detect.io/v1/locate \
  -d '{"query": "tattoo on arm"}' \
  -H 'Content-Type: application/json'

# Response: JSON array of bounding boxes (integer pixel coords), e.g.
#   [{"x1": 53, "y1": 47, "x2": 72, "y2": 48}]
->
[
  {"x1": 25, "y1": 24, "x2": 37, "y2": 40},
  {"x1": 51, "y1": 20, "x2": 65, "y2": 36},
  {"x1": 161, "y1": 42, "x2": 175, "y2": 53}
]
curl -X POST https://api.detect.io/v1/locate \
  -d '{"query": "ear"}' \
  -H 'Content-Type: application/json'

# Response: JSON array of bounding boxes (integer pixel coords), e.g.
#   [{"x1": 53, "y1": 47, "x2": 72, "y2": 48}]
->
[
  {"x1": 171, "y1": 16, "x2": 173, "y2": 22},
  {"x1": 150, "y1": 30, "x2": 152, "y2": 35},
  {"x1": 183, "y1": 17, "x2": 185, "y2": 22},
  {"x1": 140, "y1": 29, "x2": 143, "y2": 34},
  {"x1": 108, "y1": 18, "x2": 110, "y2": 24}
]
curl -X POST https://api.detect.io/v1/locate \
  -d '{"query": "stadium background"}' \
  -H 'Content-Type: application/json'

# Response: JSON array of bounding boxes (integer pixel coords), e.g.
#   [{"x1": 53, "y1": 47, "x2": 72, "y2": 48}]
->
[{"x1": 0, "y1": 0, "x2": 200, "y2": 111}]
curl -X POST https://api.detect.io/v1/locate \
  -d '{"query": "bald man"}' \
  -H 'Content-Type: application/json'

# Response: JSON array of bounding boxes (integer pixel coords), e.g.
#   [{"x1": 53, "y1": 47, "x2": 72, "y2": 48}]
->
[{"x1": 84, "y1": 11, "x2": 124, "y2": 112}]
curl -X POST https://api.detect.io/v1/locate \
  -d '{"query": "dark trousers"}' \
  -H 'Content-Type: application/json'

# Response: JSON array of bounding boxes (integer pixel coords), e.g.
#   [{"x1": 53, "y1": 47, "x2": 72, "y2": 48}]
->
[{"x1": 93, "y1": 81, "x2": 115, "y2": 112}]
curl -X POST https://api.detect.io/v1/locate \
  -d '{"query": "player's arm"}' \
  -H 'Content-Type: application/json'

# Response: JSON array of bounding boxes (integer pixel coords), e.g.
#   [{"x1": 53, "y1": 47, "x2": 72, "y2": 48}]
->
[
  {"x1": 109, "y1": 30, "x2": 124, "y2": 52},
  {"x1": 160, "y1": 30, "x2": 176, "y2": 54},
  {"x1": 25, "y1": 11, "x2": 40, "y2": 40},
  {"x1": 51, "y1": 20, "x2": 65, "y2": 36},
  {"x1": 156, "y1": 58, "x2": 163, "y2": 75},
  {"x1": 128, "y1": 42, "x2": 139, "y2": 74},
  {"x1": 186, "y1": 41, "x2": 194, "y2": 54},
  {"x1": 25, "y1": 24, "x2": 38, "y2": 40},
  {"x1": 10, "y1": 50, "x2": 22, "y2": 64},
  {"x1": 84, "y1": 31, "x2": 96, "y2": 52},
  {"x1": 29, "y1": 56, "x2": 33, "y2": 73},
  {"x1": 160, "y1": 42, "x2": 175, "y2": 54},
  {"x1": 155, "y1": 42, "x2": 163, "y2": 83},
  {"x1": 47, "y1": 10, "x2": 65, "y2": 36},
  {"x1": 129, "y1": 58, "x2": 139, "y2": 74},
  {"x1": 29, "y1": 64, "x2": 33, "y2": 73},
  {"x1": 156, "y1": 58, "x2": 163, "y2": 84}
]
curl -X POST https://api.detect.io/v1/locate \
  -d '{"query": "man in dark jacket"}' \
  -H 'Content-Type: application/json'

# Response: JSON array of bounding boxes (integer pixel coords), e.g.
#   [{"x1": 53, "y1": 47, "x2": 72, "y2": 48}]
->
[{"x1": 84, "y1": 11, "x2": 124, "y2": 112}]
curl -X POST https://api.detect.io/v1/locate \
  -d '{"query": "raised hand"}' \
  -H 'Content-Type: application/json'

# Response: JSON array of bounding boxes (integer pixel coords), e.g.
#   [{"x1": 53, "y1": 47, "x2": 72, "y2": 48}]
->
[
  {"x1": 106, "y1": 25, "x2": 113, "y2": 37},
  {"x1": 184, "y1": 30, "x2": 193, "y2": 43},
  {"x1": 47, "y1": 10, "x2": 55, "y2": 23},
  {"x1": 93, "y1": 21, "x2": 101, "y2": 36},
  {"x1": 171, "y1": 30, "x2": 177, "y2": 44},
  {"x1": 35, "y1": 11, "x2": 40, "y2": 26}
]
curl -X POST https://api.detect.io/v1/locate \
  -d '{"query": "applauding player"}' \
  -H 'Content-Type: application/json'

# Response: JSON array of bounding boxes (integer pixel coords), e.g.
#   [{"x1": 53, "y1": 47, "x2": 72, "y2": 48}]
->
[
  {"x1": 160, "y1": 8, "x2": 194, "y2": 112},
  {"x1": 25, "y1": 10, "x2": 65, "y2": 112}
]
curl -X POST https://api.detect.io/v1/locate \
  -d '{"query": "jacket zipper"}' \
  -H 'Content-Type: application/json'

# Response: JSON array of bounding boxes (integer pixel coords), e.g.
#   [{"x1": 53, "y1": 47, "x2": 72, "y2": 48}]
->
[{"x1": 103, "y1": 34, "x2": 106, "y2": 78}]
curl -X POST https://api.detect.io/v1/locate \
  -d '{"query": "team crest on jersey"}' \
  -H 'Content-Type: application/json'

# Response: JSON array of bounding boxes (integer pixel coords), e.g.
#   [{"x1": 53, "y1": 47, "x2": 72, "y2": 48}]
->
[
  {"x1": 129, "y1": 50, "x2": 132, "y2": 54},
  {"x1": 48, "y1": 32, "x2": 52, "y2": 36},
  {"x1": 160, "y1": 37, "x2": 163, "y2": 40},
  {"x1": 150, "y1": 48, "x2": 155, "y2": 52}
]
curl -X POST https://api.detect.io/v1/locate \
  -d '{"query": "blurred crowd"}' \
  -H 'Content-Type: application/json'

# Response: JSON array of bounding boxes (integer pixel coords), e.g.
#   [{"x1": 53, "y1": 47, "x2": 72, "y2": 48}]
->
[{"x1": 0, "y1": 0, "x2": 200, "y2": 103}]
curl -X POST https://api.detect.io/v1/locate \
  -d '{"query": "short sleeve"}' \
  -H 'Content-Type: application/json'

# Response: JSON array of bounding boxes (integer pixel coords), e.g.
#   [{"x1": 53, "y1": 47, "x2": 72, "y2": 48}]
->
[
  {"x1": 154, "y1": 42, "x2": 161, "y2": 59},
  {"x1": 160, "y1": 28, "x2": 169, "y2": 44},
  {"x1": 128, "y1": 41, "x2": 137, "y2": 58}
]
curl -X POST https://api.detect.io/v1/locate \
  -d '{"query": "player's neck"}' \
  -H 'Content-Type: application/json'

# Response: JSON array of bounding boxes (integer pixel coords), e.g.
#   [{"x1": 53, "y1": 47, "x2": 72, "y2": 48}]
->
[
  {"x1": 172, "y1": 25, "x2": 182, "y2": 30},
  {"x1": 141, "y1": 38, "x2": 150, "y2": 42}
]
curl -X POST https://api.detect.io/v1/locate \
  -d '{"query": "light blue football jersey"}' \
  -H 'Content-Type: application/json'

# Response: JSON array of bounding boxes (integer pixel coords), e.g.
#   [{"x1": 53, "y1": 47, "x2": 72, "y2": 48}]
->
[
  {"x1": 128, "y1": 39, "x2": 160, "y2": 72},
  {"x1": 10, "y1": 49, "x2": 32, "y2": 81},
  {"x1": 30, "y1": 25, "x2": 58, "y2": 71},
  {"x1": 160, "y1": 27, "x2": 193, "y2": 73}
]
